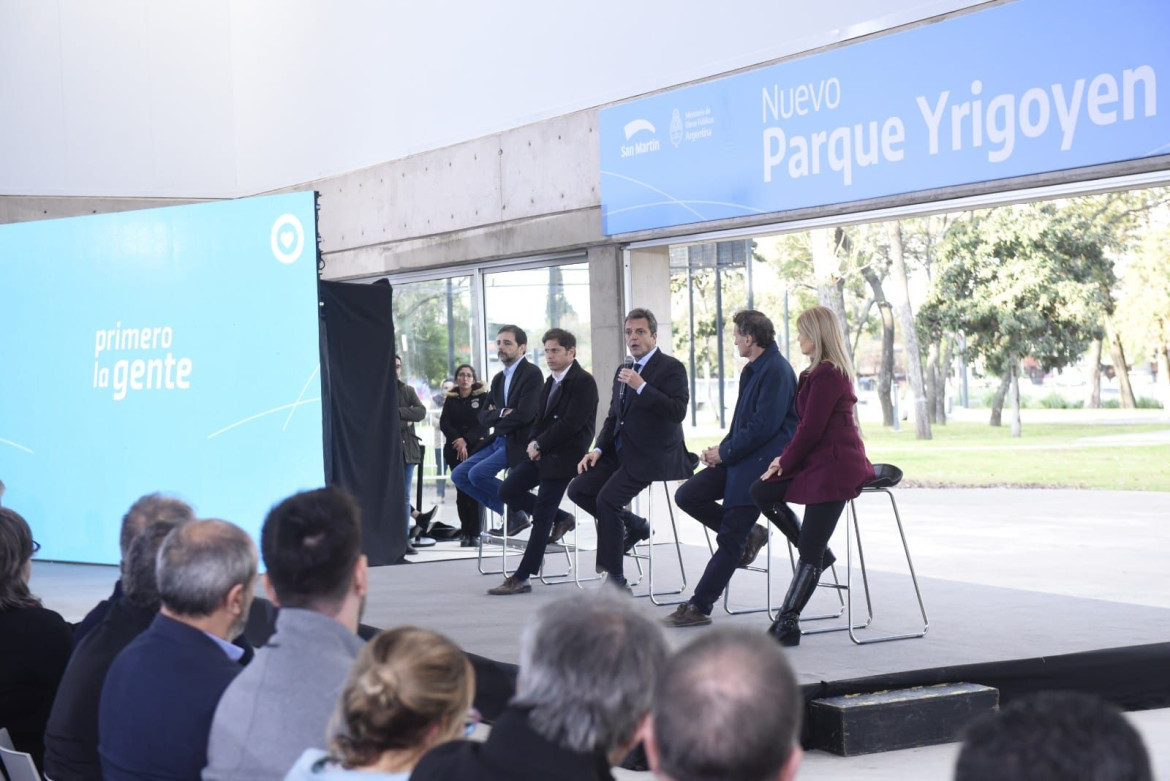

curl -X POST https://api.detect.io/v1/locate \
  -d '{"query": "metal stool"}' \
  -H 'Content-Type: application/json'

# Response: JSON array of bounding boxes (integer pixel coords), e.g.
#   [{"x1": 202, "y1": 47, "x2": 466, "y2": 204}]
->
[
  {"x1": 801, "y1": 463, "x2": 929, "y2": 644},
  {"x1": 537, "y1": 505, "x2": 605, "y2": 588},
  {"x1": 476, "y1": 470, "x2": 571, "y2": 579},
  {"x1": 625, "y1": 481, "x2": 688, "y2": 606}
]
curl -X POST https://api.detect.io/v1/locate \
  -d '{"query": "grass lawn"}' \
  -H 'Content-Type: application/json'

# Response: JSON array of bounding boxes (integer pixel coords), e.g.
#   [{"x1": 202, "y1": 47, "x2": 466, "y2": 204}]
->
[{"x1": 686, "y1": 422, "x2": 1170, "y2": 491}]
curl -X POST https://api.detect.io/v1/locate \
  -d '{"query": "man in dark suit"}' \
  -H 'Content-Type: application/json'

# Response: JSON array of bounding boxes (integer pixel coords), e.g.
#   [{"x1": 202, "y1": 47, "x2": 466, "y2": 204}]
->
[
  {"x1": 567, "y1": 308, "x2": 693, "y2": 591},
  {"x1": 451, "y1": 325, "x2": 544, "y2": 537},
  {"x1": 44, "y1": 519, "x2": 186, "y2": 781},
  {"x1": 661, "y1": 310, "x2": 799, "y2": 627},
  {"x1": 487, "y1": 328, "x2": 598, "y2": 595},
  {"x1": 98, "y1": 519, "x2": 257, "y2": 781}
]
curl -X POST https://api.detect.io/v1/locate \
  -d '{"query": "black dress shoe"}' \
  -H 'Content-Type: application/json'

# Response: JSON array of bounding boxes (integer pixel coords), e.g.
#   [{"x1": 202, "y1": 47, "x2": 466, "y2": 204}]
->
[
  {"x1": 460, "y1": 534, "x2": 480, "y2": 547},
  {"x1": 547, "y1": 510, "x2": 576, "y2": 544},
  {"x1": 506, "y1": 510, "x2": 532, "y2": 537},
  {"x1": 622, "y1": 517, "x2": 651, "y2": 552}
]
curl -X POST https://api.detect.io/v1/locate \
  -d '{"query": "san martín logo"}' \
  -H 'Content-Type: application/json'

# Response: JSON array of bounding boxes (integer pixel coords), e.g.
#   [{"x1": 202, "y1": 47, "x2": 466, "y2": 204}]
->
[{"x1": 620, "y1": 118, "x2": 661, "y2": 158}]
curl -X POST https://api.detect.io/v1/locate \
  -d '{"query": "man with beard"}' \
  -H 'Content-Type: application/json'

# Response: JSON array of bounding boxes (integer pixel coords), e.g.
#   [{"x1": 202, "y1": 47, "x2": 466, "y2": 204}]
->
[
  {"x1": 203, "y1": 488, "x2": 368, "y2": 781},
  {"x1": 451, "y1": 325, "x2": 544, "y2": 536},
  {"x1": 98, "y1": 519, "x2": 257, "y2": 781}
]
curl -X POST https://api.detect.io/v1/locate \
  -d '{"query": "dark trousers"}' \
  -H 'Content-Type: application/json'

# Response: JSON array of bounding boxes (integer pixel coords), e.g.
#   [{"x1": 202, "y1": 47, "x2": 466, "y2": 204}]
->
[
  {"x1": 499, "y1": 460, "x2": 572, "y2": 580},
  {"x1": 749, "y1": 478, "x2": 846, "y2": 565},
  {"x1": 454, "y1": 487, "x2": 483, "y2": 536},
  {"x1": 674, "y1": 466, "x2": 761, "y2": 614},
  {"x1": 566, "y1": 452, "x2": 649, "y2": 580}
]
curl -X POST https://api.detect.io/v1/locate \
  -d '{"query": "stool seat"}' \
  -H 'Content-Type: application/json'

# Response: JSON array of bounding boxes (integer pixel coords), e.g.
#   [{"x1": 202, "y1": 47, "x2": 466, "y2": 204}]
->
[{"x1": 863, "y1": 463, "x2": 903, "y2": 490}]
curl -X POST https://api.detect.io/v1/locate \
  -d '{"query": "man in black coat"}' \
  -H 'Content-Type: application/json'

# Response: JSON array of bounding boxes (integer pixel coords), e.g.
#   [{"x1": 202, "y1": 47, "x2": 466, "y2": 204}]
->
[
  {"x1": 567, "y1": 308, "x2": 693, "y2": 590},
  {"x1": 451, "y1": 325, "x2": 544, "y2": 536},
  {"x1": 487, "y1": 328, "x2": 598, "y2": 595}
]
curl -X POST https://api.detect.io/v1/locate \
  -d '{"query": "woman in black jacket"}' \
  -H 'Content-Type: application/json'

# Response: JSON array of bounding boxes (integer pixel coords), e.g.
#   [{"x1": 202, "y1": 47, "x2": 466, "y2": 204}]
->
[{"x1": 439, "y1": 364, "x2": 490, "y2": 546}]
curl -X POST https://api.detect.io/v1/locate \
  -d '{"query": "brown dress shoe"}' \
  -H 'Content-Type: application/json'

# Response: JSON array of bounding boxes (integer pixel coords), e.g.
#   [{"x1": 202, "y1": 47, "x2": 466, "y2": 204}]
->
[
  {"x1": 547, "y1": 510, "x2": 576, "y2": 544},
  {"x1": 662, "y1": 603, "x2": 712, "y2": 627},
  {"x1": 738, "y1": 524, "x2": 769, "y2": 568},
  {"x1": 487, "y1": 576, "x2": 532, "y2": 595}
]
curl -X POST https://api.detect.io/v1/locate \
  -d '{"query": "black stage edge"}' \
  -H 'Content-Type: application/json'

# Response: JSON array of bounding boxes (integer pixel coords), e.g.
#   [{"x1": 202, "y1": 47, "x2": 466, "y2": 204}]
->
[{"x1": 798, "y1": 641, "x2": 1170, "y2": 749}]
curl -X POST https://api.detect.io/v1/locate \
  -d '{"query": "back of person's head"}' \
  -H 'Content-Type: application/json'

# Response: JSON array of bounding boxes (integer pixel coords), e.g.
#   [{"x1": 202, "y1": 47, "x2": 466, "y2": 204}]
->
[
  {"x1": 157, "y1": 519, "x2": 257, "y2": 618},
  {"x1": 514, "y1": 589, "x2": 669, "y2": 758},
  {"x1": 122, "y1": 519, "x2": 187, "y2": 611},
  {"x1": 0, "y1": 506, "x2": 39, "y2": 610},
  {"x1": 332, "y1": 626, "x2": 474, "y2": 768},
  {"x1": 119, "y1": 493, "x2": 195, "y2": 561},
  {"x1": 955, "y1": 691, "x2": 1152, "y2": 781},
  {"x1": 649, "y1": 628, "x2": 802, "y2": 781},
  {"x1": 260, "y1": 487, "x2": 363, "y2": 612}
]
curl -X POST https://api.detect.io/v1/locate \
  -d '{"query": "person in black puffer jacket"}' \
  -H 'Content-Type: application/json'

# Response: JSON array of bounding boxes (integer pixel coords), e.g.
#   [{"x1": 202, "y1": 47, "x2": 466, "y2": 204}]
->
[{"x1": 439, "y1": 364, "x2": 490, "y2": 545}]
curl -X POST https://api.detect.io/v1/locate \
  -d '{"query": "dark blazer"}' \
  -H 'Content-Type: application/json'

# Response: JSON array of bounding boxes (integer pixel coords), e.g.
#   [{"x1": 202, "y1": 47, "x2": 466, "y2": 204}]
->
[
  {"x1": 44, "y1": 600, "x2": 157, "y2": 781},
  {"x1": 412, "y1": 706, "x2": 616, "y2": 781},
  {"x1": 715, "y1": 343, "x2": 799, "y2": 507},
  {"x1": 480, "y1": 357, "x2": 544, "y2": 467},
  {"x1": 777, "y1": 362, "x2": 875, "y2": 504},
  {"x1": 98, "y1": 613, "x2": 246, "y2": 781},
  {"x1": 594, "y1": 349, "x2": 693, "y2": 481},
  {"x1": 0, "y1": 605, "x2": 73, "y2": 770},
  {"x1": 439, "y1": 383, "x2": 490, "y2": 465},
  {"x1": 531, "y1": 360, "x2": 598, "y2": 480},
  {"x1": 72, "y1": 579, "x2": 122, "y2": 648}
]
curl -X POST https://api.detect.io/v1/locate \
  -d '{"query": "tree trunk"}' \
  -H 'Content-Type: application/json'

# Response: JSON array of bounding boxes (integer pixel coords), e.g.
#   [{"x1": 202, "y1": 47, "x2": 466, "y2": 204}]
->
[
  {"x1": 1010, "y1": 362, "x2": 1022, "y2": 437},
  {"x1": 862, "y1": 268, "x2": 895, "y2": 426},
  {"x1": 1156, "y1": 342, "x2": 1170, "y2": 411},
  {"x1": 1105, "y1": 315, "x2": 1137, "y2": 408},
  {"x1": 926, "y1": 340, "x2": 941, "y2": 424},
  {"x1": 811, "y1": 228, "x2": 852, "y2": 363},
  {"x1": 990, "y1": 372, "x2": 1011, "y2": 426},
  {"x1": 886, "y1": 221, "x2": 931, "y2": 440},
  {"x1": 1085, "y1": 337, "x2": 1102, "y2": 409},
  {"x1": 938, "y1": 336, "x2": 954, "y2": 424}
]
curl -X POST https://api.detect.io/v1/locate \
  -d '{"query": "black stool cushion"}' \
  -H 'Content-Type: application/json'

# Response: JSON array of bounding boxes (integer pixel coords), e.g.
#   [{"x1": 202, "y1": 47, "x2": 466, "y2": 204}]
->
[{"x1": 863, "y1": 463, "x2": 903, "y2": 489}]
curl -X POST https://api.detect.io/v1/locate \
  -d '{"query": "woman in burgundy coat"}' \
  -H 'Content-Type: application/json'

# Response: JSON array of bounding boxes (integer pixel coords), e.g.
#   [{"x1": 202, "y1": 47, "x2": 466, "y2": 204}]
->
[{"x1": 750, "y1": 306, "x2": 875, "y2": 646}]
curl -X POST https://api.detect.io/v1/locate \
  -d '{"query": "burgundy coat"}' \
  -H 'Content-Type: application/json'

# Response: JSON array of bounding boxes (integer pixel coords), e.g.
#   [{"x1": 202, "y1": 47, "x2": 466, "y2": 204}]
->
[{"x1": 776, "y1": 362, "x2": 875, "y2": 504}]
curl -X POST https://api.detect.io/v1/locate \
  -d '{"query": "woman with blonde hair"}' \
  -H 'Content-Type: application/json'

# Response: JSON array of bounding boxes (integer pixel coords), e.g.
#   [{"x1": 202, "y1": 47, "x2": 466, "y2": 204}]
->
[
  {"x1": 750, "y1": 306, "x2": 875, "y2": 646},
  {"x1": 285, "y1": 626, "x2": 475, "y2": 780}
]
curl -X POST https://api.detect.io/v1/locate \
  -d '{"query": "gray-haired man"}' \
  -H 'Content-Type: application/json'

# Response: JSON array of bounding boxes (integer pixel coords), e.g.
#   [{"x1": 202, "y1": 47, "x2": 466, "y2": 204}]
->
[
  {"x1": 99, "y1": 519, "x2": 257, "y2": 781},
  {"x1": 413, "y1": 588, "x2": 668, "y2": 780}
]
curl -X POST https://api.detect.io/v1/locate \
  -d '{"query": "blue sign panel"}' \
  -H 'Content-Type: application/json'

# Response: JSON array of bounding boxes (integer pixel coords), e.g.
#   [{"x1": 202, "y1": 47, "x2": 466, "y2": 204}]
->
[
  {"x1": 600, "y1": 0, "x2": 1170, "y2": 235},
  {"x1": 0, "y1": 192, "x2": 324, "y2": 564}
]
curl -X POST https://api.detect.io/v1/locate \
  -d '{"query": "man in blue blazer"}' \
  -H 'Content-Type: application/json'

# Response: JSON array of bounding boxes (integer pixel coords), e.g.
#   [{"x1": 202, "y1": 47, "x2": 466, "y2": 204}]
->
[
  {"x1": 663, "y1": 310, "x2": 799, "y2": 627},
  {"x1": 98, "y1": 519, "x2": 257, "y2": 781}
]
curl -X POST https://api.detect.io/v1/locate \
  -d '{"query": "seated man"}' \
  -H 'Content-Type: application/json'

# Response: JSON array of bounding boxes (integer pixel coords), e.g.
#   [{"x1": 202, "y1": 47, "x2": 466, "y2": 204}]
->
[
  {"x1": 44, "y1": 518, "x2": 187, "y2": 781},
  {"x1": 204, "y1": 487, "x2": 369, "y2": 781},
  {"x1": 99, "y1": 519, "x2": 257, "y2": 781},
  {"x1": 955, "y1": 691, "x2": 1152, "y2": 781},
  {"x1": 645, "y1": 627, "x2": 803, "y2": 781},
  {"x1": 412, "y1": 588, "x2": 668, "y2": 780}
]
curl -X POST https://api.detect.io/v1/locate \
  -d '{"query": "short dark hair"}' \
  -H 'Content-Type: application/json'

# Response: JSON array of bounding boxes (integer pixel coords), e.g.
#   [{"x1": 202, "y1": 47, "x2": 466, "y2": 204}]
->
[
  {"x1": 123, "y1": 519, "x2": 185, "y2": 610},
  {"x1": 497, "y1": 324, "x2": 527, "y2": 347},
  {"x1": 625, "y1": 308, "x2": 658, "y2": 335},
  {"x1": 542, "y1": 328, "x2": 576, "y2": 351},
  {"x1": 653, "y1": 628, "x2": 801, "y2": 781},
  {"x1": 454, "y1": 363, "x2": 477, "y2": 381},
  {"x1": 119, "y1": 493, "x2": 195, "y2": 561},
  {"x1": 732, "y1": 310, "x2": 776, "y2": 348},
  {"x1": 261, "y1": 487, "x2": 363, "y2": 611},
  {"x1": 0, "y1": 507, "x2": 39, "y2": 610},
  {"x1": 956, "y1": 691, "x2": 1152, "y2": 781}
]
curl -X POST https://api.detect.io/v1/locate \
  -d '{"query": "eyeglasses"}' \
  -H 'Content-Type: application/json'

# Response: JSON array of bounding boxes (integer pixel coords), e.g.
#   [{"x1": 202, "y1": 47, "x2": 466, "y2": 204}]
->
[{"x1": 31, "y1": 539, "x2": 41, "y2": 554}]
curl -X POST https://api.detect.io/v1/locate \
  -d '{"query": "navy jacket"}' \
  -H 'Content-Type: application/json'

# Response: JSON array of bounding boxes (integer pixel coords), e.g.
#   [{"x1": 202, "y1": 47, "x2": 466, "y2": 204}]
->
[
  {"x1": 593, "y1": 349, "x2": 693, "y2": 481},
  {"x1": 530, "y1": 360, "x2": 598, "y2": 480},
  {"x1": 480, "y1": 357, "x2": 544, "y2": 467},
  {"x1": 98, "y1": 613, "x2": 246, "y2": 781},
  {"x1": 715, "y1": 343, "x2": 799, "y2": 507}
]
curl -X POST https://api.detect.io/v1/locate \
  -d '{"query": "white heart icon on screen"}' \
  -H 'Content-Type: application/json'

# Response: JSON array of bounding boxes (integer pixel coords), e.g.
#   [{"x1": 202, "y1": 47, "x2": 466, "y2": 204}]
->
[{"x1": 271, "y1": 214, "x2": 305, "y2": 264}]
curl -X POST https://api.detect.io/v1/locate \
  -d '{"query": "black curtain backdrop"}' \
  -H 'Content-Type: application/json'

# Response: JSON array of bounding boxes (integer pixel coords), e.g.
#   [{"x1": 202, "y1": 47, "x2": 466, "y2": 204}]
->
[{"x1": 319, "y1": 279, "x2": 406, "y2": 565}]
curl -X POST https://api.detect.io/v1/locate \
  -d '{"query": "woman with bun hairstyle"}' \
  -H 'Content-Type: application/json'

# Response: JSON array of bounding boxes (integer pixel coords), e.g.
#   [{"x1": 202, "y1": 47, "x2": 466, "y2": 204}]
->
[
  {"x1": 750, "y1": 306, "x2": 875, "y2": 646},
  {"x1": 285, "y1": 626, "x2": 475, "y2": 780}
]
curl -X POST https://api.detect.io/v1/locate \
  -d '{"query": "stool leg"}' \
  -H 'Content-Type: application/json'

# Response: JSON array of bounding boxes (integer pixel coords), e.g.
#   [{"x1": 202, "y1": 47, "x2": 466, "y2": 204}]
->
[{"x1": 848, "y1": 489, "x2": 928, "y2": 645}]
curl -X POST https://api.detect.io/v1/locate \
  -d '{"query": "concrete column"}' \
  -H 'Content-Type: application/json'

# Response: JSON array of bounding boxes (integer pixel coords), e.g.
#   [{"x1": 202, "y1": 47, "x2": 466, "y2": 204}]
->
[
  {"x1": 628, "y1": 246, "x2": 674, "y2": 355},
  {"x1": 587, "y1": 244, "x2": 625, "y2": 434}
]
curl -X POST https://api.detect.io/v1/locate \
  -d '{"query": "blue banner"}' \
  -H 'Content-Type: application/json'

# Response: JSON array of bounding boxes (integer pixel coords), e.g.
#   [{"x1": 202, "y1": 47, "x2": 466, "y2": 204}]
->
[
  {"x1": 600, "y1": 0, "x2": 1170, "y2": 235},
  {"x1": 0, "y1": 193, "x2": 324, "y2": 564}
]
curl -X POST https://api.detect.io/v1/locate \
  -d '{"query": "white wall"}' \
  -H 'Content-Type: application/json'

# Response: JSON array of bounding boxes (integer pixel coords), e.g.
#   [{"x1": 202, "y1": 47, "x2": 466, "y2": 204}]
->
[{"x1": 0, "y1": 0, "x2": 990, "y2": 199}]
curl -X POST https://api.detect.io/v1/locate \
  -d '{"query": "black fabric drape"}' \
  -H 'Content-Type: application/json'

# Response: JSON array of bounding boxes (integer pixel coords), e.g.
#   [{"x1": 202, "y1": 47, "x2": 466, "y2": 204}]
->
[{"x1": 319, "y1": 279, "x2": 405, "y2": 565}]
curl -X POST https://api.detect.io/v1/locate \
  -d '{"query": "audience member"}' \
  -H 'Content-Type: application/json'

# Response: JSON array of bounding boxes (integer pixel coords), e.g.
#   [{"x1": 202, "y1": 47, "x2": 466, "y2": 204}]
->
[
  {"x1": 204, "y1": 487, "x2": 369, "y2": 781},
  {"x1": 99, "y1": 519, "x2": 257, "y2": 781},
  {"x1": 644, "y1": 628, "x2": 802, "y2": 781},
  {"x1": 284, "y1": 626, "x2": 474, "y2": 780},
  {"x1": 412, "y1": 588, "x2": 668, "y2": 780},
  {"x1": 0, "y1": 506, "x2": 73, "y2": 769},
  {"x1": 72, "y1": 492, "x2": 196, "y2": 646},
  {"x1": 396, "y1": 354, "x2": 428, "y2": 555},
  {"x1": 954, "y1": 690, "x2": 1152, "y2": 781},
  {"x1": 439, "y1": 364, "x2": 490, "y2": 546},
  {"x1": 44, "y1": 519, "x2": 185, "y2": 781}
]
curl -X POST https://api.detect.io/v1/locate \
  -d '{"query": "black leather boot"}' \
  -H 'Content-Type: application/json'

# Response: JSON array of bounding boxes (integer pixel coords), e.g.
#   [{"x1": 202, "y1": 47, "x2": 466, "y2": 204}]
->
[
  {"x1": 767, "y1": 560, "x2": 823, "y2": 646},
  {"x1": 762, "y1": 504, "x2": 836, "y2": 569}
]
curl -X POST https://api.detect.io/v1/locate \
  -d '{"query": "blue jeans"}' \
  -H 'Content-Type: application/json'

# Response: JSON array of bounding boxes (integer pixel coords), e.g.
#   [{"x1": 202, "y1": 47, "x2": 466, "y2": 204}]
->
[
  {"x1": 450, "y1": 437, "x2": 508, "y2": 516},
  {"x1": 403, "y1": 463, "x2": 416, "y2": 533}
]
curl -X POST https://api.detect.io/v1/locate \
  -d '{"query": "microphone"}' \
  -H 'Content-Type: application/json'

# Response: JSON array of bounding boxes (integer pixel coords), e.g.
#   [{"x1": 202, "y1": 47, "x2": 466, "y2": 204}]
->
[{"x1": 619, "y1": 356, "x2": 635, "y2": 402}]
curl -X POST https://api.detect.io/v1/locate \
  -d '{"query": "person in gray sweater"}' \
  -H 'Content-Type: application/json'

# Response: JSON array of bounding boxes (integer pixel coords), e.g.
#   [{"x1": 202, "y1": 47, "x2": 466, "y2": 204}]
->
[{"x1": 203, "y1": 488, "x2": 369, "y2": 781}]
